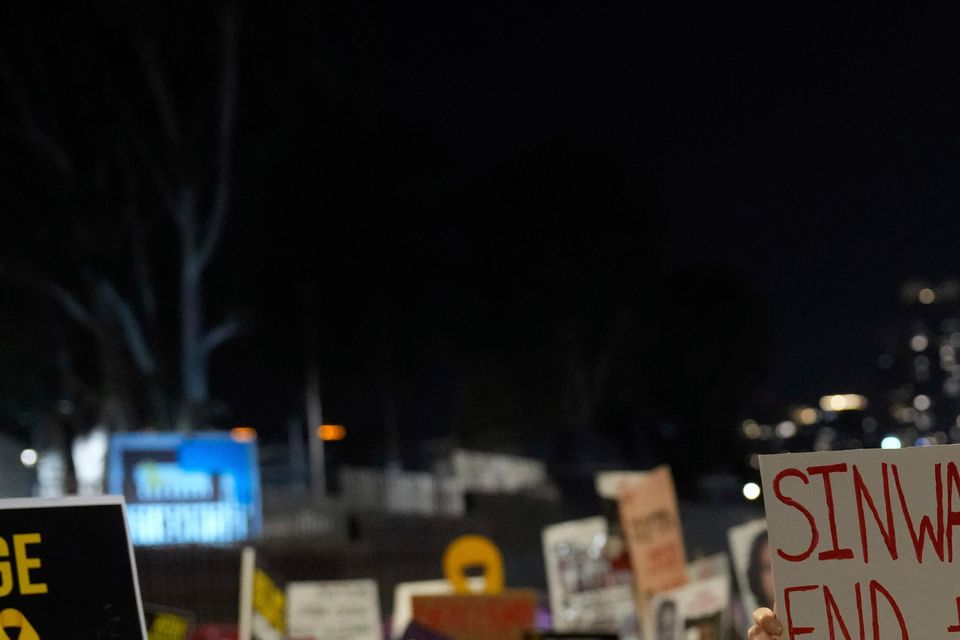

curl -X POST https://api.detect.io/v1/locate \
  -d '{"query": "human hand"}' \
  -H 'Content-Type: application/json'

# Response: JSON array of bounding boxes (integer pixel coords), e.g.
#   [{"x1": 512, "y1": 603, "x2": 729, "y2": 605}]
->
[{"x1": 748, "y1": 607, "x2": 782, "y2": 640}]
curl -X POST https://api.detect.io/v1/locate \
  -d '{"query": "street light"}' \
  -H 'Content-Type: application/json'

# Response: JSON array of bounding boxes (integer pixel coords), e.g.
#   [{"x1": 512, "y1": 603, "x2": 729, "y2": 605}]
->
[{"x1": 317, "y1": 424, "x2": 347, "y2": 442}]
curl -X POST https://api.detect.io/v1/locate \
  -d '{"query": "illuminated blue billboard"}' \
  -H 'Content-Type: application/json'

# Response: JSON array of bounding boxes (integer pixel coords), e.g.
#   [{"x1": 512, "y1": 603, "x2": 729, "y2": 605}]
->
[{"x1": 107, "y1": 432, "x2": 262, "y2": 545}]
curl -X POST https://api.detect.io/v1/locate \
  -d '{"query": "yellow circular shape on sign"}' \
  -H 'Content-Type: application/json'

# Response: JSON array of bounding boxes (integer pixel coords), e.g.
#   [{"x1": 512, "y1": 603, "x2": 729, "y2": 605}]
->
[
  {"x1": 0, "y1": 608, "x2": 40, "y2": 640},
  {"x1": 443, "y1": 534, "x2": 504, "y2": 594}
]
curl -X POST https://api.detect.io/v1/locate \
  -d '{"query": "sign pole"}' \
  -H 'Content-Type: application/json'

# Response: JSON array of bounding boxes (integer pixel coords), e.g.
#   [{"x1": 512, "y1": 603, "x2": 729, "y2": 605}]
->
[{"x1": 303, "y1": 282, "x2": 326, "y2": 497}]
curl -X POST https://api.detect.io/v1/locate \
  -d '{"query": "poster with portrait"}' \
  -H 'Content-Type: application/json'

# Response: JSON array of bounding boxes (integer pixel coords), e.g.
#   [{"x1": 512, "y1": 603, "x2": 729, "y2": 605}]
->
[
  {"x1": 726, "y1": 519, "x2": 772, "y2": 621},
  {"x1": 645, "y1": 575, "x2": 730, "y2": 640},
  {"x1": 542, "y1": 517, "x2": 638, "y2": 636}
]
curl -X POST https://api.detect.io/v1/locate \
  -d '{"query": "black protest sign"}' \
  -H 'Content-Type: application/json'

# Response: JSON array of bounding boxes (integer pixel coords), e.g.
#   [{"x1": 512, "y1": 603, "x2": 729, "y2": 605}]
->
[{"x1": 0, "y1": 496, "x2": 147, "y2": 638}]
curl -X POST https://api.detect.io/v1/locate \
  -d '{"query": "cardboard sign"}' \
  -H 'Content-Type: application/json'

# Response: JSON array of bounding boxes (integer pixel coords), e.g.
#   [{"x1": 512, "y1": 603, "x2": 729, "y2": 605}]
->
[
  {"x1": 617, "y1": 466, "x2": 688, "y2": 604},
  {"x1": 392, "y1": 579, "x2": 486, "y2": 640},
  {"x1": 646, "y1": 575, "x2": 730, "y2": 640},
  {"x1": 411, "y1": 590, "x2": 538, "y2": 640},
  {"x1": 286, "y1": 579, "x2": 381, "y2": 640},
  {"x1": 759, "y1": 444, "x2": 960, "y2": 638},
  {"x1": 146, "y1": 604, "x2": 195, "y2": 640},
  {"x1": 726, "y1": 519, "x2": 771, "y2": 621},
  {"x1": 0, "y1": 495, "x2": 147, "y2": 638},
  {"x1": 541, "y1": 517, "x2": 638, "y2": 635}
]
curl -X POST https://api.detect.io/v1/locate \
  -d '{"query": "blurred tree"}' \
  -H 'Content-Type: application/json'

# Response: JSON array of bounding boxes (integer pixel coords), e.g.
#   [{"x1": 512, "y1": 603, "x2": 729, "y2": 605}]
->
[{"x1": 0, "y1": 0, "x2": 243, "y2": 472}]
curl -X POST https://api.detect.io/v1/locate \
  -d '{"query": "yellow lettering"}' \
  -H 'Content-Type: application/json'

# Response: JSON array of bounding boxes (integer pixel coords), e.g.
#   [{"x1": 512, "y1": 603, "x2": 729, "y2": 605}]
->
[
  {"x1": 12, "y1": 534, "x2": 47, "y2": 595},
  {"x1": 0, "y1": 538, "x2": 10, "y2": 598}
]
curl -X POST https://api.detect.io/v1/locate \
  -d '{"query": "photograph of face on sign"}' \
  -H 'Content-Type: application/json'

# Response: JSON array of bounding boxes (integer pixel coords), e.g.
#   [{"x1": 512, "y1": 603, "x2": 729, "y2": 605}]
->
[
  {"x1": 546, "y1": 518, "x2": 618, "y2": 596},
  {"x1": 542, "y1": 517, "x2": 639, "y2": 637},
  {"x1": 727, "y1": 519, "x2": 774, "y2": 616},
  {"x1": 646, "y1": 575, "x2": 730, "y2": 640}
]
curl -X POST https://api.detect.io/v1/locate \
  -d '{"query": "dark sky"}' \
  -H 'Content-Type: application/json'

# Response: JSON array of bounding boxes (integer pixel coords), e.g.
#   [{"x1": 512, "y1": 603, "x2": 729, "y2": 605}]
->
[
  {"x1": 5, "y1": 2, "x2": 960, "y2": 462},
  {"x1": 360, "y1": 2, "x2": 960, "y2": 405}
]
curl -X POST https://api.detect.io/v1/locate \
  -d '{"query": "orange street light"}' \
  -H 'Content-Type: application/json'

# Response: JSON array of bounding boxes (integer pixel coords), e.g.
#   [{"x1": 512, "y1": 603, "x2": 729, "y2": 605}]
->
[
  {"x1": 317, "y1": 424, "x2": 347, "y2": 442},
  {"x1": 230, "y1": 426, "x2": 258, "y2": 443}
]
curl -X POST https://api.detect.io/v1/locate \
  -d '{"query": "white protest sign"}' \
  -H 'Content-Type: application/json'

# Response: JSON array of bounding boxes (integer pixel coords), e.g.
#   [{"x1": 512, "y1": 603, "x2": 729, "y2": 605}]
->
[
  {"x1": 760, "y1": 444, "x2": 960, "y2": 638},
  {"x1": 286, "y1": 579, "x2": 381, "y2": 640},
  {"x1": 542, "y1": 516, "x2": 638, "y2": 634},
  {"x1": 646, "y1": 574, "x2": 731, "y2": 640}
]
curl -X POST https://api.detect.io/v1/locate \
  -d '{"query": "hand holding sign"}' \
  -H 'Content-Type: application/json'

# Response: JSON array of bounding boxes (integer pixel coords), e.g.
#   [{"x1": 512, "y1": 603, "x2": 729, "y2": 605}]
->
[
  {"x1": 747, "y1": 608, "x2": 782, "y2": 640},
  {"x1": 759, "y1": 444, "x2": 960, "y2": 638}
]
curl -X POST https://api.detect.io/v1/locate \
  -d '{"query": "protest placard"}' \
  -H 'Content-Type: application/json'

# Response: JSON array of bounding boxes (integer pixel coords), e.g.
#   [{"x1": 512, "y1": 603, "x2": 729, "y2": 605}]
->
[
  {"x1": 286, "y1": 579, "x2": 382, "y2": 640},
  {"x1": 0, "y1": 495, "x2": 147, "y2": 638},
  {"x1": 145, "y1": 603, "x2": 195, "y2": 640},
  {"x1": 411, "y1": 590, "x2": 538, "y2": 640},
  {"x1": 541, "y1": 516, "x2": 638, "y2": 635},
  {"x1": 616, "y1": 466, "x2": 687, "y2": 605},
  {"x1": 727, "y1": 519, "x2": 772, "y2": 618},
  {"x1": 392, "y1": 578, "x2": 486, "y2": 640},
  {"x1": 760, "y1": 444, "x2": 960, "y2": 638},
  {"x1": 238, "y1": 547, "x2": 285, "y2": 640},
  {"x1": 645, "y1": 574, "x2": 730, "y2": 640}
]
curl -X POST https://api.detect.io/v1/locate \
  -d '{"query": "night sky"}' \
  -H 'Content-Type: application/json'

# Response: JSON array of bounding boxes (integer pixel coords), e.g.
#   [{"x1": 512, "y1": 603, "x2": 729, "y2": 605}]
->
[
  {"x1": 368, "y1": 2, "x2": 960, "y2": 403},
  {"x1": 243, "y1": 4, "x2": 960, "y2": 408},
  {"x1": 4, "y1": 2, "x2": 960, "y2": 484}
]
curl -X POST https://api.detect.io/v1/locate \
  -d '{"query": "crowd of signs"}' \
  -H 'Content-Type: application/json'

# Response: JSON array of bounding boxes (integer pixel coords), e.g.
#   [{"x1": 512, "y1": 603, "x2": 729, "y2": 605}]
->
[{"x1": 2, "y1": 443, "x2": 952, "y2": 639}]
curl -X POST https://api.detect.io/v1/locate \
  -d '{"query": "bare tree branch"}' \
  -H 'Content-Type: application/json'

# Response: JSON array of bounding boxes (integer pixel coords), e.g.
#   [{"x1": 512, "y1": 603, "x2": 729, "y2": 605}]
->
[
  {"x1": 198, "y1": 6, "x2": 238, "y2": 267},
  {"x1": 48, "y1": 282, "x2": 96, "y2": 330},
  {"x1": 133, "y1": 40, "x2": 180, "y2": 145},
  {"x1": 95, "y1": 278, "x2": 156, "y2": 376},
  {"x1": 0, "y1": 51, "x2": 74, "y2": 182},
  {"x1": 0, "y1": 264, "x2": 96, "y2": 329},
  {"x1": 172, "y1": 186, "x2": 198, "y2": 246},
  {"x1": 202, "y1": 314, "x2": 242, "y2": 355}
]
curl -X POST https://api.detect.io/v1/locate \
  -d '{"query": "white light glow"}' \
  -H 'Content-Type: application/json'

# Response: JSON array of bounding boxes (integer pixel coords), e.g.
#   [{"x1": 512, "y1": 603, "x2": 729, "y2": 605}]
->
[
  {"x1": 913, "y1": 394, "x2": 932, "y2": 412},
  {"x1": 742, "y1": 482, "x2": 761, "y2": 501},
  {"x1": 20, "y1": 449, "x2": 38, "y2": 468},
  {"x1": 881, "y1": 435, "x2": 902, "y2": 450},
  {"x1": 911, "y1": 335, "x2": 929, "y2": 352},
  {"x1": 776, "y1": 421, "x2": 797, "y2": 439},
  {"x1": 819, "y1": 394, "x2": 868, "y2": 412}
]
